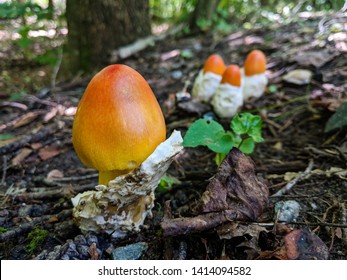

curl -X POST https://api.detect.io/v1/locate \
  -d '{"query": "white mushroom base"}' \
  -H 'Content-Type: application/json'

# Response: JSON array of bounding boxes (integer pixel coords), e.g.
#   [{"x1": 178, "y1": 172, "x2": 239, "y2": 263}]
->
[
  {"x1": 71, "y1": 130, "x2": 183, "y2": 238},
  {"x1": 211, "y1": 83, "x2": 243, "y2": 119},
  {"x1": 241, "y1": 71, "x2": 268, "y2": 101},
  {"x1": 191, "y1": 70, "x2": 222, "y2": 102}
]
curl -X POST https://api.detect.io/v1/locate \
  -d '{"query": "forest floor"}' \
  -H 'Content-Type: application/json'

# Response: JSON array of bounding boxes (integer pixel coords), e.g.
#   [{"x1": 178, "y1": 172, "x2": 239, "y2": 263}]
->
[{"x1": 0, "y1": 12, "x2": 347, "y2": 260}]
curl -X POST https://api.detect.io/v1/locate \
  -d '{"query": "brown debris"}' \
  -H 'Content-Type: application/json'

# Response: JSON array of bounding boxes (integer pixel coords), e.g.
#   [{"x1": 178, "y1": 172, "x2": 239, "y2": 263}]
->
[
  {"x1": 284, "y1": 229, "x2": 329, "y2": 260},
  {"x1": 161, "y1": 149, "x2": 269, "y2": 236}
]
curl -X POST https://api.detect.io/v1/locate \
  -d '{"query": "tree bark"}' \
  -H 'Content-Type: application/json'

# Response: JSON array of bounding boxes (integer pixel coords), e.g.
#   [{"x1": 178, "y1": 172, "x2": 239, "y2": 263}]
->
[
  {"x1": 189, "y1": 0, "x2": 221, "y2": 32},
  {"x1": 65, "y1": 0, "x2": 151, "y2": 75}
]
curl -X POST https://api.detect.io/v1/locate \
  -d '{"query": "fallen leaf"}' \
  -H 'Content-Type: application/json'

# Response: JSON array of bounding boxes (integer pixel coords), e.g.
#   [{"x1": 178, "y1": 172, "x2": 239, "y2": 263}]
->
[
  {"x1": 30, "y1": 142, "x2": 43, "y2": 150},
  {"x1": 11, "y1": 148, "x2": 32, "y2": 167},
  {"x1": 284, "y1": 229, "x2": 329, "y2": 260},
  {"x1": 64, "y1": 106, "x2": 77, "y2": 116},
  {"x1": 13, "y1": 112, "x2": 41, "y2": 129},
  {"x1": 161, "y1": 149, "x2": 269, "y2": 236},
  {"x1": 43, "y1": 107, "x2": 59, "y2": 123},
  {"x1": 282, "y1": 69, "x2": 312, "y2": 85},
  {"x1": 38, "y1": 146, "x2": 63, "y2": 161},
  {"x1": 47, "y1": 216, "x2": 59, "y2": 223},
  {"x1": 88, "y1": 243, "x2": 99, "y2": 260},
  {"x1": 46, "y1": 169, "x2": 64, "y2": 181}
]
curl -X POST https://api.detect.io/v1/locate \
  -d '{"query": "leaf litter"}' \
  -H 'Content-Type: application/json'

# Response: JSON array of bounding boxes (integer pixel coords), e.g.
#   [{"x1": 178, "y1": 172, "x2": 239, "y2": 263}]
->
[{"x1": 1, "y1": 13, "x2": 347, "y2": 260}]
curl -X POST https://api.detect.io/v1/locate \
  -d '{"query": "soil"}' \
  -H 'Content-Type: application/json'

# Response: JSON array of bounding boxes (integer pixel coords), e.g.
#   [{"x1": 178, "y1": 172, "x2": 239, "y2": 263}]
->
[{"x1": 0, "y1": 12, "x2": 346, "y2": 260}]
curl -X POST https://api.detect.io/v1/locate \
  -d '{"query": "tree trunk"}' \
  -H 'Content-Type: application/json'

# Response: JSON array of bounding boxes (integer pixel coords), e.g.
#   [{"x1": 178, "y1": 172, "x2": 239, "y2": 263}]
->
[
  {"x1": 189, "y1": 0, "x2": 221, "y2": 32},
  {"x1": 65, "y1": 0, "x2": 151, "y2": 75}
]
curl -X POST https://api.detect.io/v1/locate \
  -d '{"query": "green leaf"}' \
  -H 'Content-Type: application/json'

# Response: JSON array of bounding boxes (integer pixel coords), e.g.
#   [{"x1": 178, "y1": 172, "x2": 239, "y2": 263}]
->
[
  {"x1": 324, "y1": 102, "x2": 347, "y2": 133},
  {"x1": 0, "y1": 134, "x2": 14, "y2": 141},
  {"x1": 231, "y1": 113, "x2": 261, "y2": 134},
  {"x1": 215, "y1": 153, "x2": 226, "y2": 166},
  {"x1": 157, "y1": 174, "x2": 180, "y2": 192},
  {"x1": 183, "y1": 119, "x2": 234, "y2": 154},
  {"x1": 16, "y1": 37, "x2": 31, "y2": 48},
  {"x1": 239, "y1": 138, "x2": 255, "y2": 154}
]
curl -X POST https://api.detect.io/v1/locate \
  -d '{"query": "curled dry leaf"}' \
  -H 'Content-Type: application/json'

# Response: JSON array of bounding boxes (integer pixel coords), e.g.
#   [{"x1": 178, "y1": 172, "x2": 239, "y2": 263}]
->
[
  {"x1": 161, "y1": 148, "x2": 269, "y2": 236},
  {"x1": 282, "y1": 69, "x2": 312, "y2": 85}
]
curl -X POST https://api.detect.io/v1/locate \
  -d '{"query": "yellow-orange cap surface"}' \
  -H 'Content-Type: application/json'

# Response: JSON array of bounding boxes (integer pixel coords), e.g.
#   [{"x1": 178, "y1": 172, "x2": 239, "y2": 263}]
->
[
  {"x1": 221, "y1": 64, "x2": 241, "y2": 87},
  {"x1": 244, "y1": 50, "x2": 267, "y2": 76},
  {"x1": 72, "y1": 64, "x2": 166, "y2": 172},
  {"x1": 203, "y1": 54, "x2": 226, "y2": 75}
]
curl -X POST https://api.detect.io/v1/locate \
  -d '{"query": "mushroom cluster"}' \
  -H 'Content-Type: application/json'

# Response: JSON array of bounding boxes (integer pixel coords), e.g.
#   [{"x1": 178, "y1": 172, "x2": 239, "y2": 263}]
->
[
  {"x1": 71, "y1": 64, "x2": 183, "y2": 237},
  {"x1": 191, "y1": 50, "x2": 268, "y2": 119},
  {"x1": 191, "y1": 54, "x2": 226, "y2": 102}
]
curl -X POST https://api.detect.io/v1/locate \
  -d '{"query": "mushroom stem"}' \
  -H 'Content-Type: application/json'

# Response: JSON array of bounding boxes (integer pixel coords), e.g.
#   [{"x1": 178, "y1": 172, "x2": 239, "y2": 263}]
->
[{"x1": 98, "y1": 169, "x2": 130, "y2": 185}]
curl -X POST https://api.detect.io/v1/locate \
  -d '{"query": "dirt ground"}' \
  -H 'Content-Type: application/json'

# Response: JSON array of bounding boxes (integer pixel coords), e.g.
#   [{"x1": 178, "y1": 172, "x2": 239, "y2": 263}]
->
[{"x1": 0, "y1": 12, "x2": 346, "y2": 260}]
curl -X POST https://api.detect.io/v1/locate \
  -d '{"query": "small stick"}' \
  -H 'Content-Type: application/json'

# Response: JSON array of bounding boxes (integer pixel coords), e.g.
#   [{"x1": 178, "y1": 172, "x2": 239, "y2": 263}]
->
[
  {"x1": 52, "y1": 173, "x2": 98, "y2": 182},
  {"x1": 0, "y1": 209, "x2": 72, "y2": 242},
  {"x1": 271, "y1": 159, "x2": 314, "y2": 197},
  {"x1": 1, "y1": 155, "x2": 7, "y2": 186}
]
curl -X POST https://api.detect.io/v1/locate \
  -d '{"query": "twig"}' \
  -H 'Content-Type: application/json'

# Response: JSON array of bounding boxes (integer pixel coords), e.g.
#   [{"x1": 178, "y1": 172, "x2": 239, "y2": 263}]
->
[
  {"x1": 250, "y1": 221, "x2": 347, "y2": 229},
  {"x1": 0, "y1": 209, "x2": 72, "y2": 242},
  {"x1": 0, "y1": 123, "x2": 61, "y2": 156},
  {"x1": 13, "y1": 183, "x2": 96, "y2": 202},
  {"x1": 51, "y1": 47, "x2": 63, "y2": 90},
  {"x1": 271, "y1": 159, "x2": 314, "y2": 197},
  {"x1": 340, "y1": 203, "x2": 347, "y2": 243},
  {"x1": 109, "y1": 24, "x2": 184, "y2": 62},
  {"x1": 1, "y1": 155, "x2": 7, "y2": 186},
  {"x1": 52, "y1": 173, "x2": 98, "y2": 182}
]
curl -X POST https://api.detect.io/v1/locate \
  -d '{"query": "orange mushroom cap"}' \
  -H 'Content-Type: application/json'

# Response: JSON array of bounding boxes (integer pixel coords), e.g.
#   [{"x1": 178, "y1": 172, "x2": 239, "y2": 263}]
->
[
  {"x1": 202, "y1": 54, "x2": 226, "y2": 75},
  {"x1": 244, "y1": 50, "x2": 267, "y2": 76},
  {"x1": 221, "y1": 64, "x2": 241, "y2": 87},
  {"x1": 72, "y1": 64, "x2": 166, "y2": 184}
]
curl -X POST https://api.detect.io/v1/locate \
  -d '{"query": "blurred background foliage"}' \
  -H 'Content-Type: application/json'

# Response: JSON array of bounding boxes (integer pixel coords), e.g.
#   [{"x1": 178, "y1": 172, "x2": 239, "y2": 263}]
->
[{"x1": 0, "y1": 0, "x2": 345, "y2": 87}]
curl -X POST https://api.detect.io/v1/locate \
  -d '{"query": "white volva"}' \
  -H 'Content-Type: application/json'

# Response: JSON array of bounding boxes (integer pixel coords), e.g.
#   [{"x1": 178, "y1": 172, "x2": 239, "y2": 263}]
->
[
  {"x1": 71, "y1": 130, "x2": 183, "y2": 238},
  {"x1": 241, "y1": 69, "x2": 268, "y2": 101},
  {"x1": 191, "y1": 70, "x2": 222, "y2": 102},
  {"x1": 211, "y1": 83, "x2": 243, "y2": 119}
]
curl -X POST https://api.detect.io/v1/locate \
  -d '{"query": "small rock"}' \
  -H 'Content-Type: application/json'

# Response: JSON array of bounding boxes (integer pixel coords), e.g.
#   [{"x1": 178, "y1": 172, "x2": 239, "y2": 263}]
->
[
  {"x1": 112, "y1": 242, "x2": 148, "y2": 260},
  {"x1": 171, "y1": 70, "x2": 183, "y2": 80},
  {"x1": 18, "y1": 204, "x2": 44, "y2": 217},
  {"x1": 275, "y1": 200, "x2": 301, "y2": 222}
]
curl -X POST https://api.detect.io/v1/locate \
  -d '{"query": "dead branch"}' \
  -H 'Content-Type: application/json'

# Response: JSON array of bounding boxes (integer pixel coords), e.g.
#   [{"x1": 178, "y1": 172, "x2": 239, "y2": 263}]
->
[
  {"x1": 271, "y1": 159, "x2": 314, "y2": 197},
  {"x1": 0, "y1": 209, "x2": 72, "y2": 243},
  {"x1": 109, "y1": 24, "x2": 184, "y2": 63},
  {"x1": 0, "y1": 123, "x2": 62, "y2": 156}
]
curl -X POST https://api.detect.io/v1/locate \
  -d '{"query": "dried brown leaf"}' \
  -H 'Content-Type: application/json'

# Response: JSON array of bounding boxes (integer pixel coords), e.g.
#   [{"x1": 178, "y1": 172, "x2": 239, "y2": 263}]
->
[
  {"x1": 162, "y1": 149, "x2": 269, "y2": 236},
  {"x1": 283, "y1": 229, "x2": 329, "y2": 260},
  {"x1": 11, "y1": 148, "x2": 32, "y2": 167},
  {"x1": 46, "y1": 169, "x2": 64, "y2": 181},
  {"x1": 13, "y1": 112, "x2": 40, "y2": 129},
  {"x1": 38, "y1": 146, "x2": 63, "y2": 161}
]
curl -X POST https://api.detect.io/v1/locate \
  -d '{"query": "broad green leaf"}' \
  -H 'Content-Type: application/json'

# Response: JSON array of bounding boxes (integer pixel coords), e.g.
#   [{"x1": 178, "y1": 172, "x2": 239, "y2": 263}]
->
[
  {"x1": 16, "y1": 37, "x2": 31, "y2": 48},
  {"x1": 324, "y1": 102, "x2": 347, "y2": 133},
  {"x1": 239, "y1": 138, "x2": 255, "y2": 154},
  {"x1": 183, "y1": 119, "x2": 234, "y2": 154},
  {"x1": 207, "y1": 133, "x2": 234, "y2": 154},
  {"x1": 231, "y1": 113, "x2": 263, "y2": 142}
]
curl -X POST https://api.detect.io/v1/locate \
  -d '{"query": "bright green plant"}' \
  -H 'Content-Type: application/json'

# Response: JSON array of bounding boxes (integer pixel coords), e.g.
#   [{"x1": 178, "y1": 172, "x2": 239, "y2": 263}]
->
[
  {"x1": 0, "y1": 227, "x2": 8, "y2": 234},
  {"x1": 26, "y1": 227, "x2": 48, "y2": 255},
  {"x1": 183, "y1": 112, "x2": 264, "y2": 166},
  {"x1": 157, "y1": 174, "x2": 181, "y2": 192}
]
